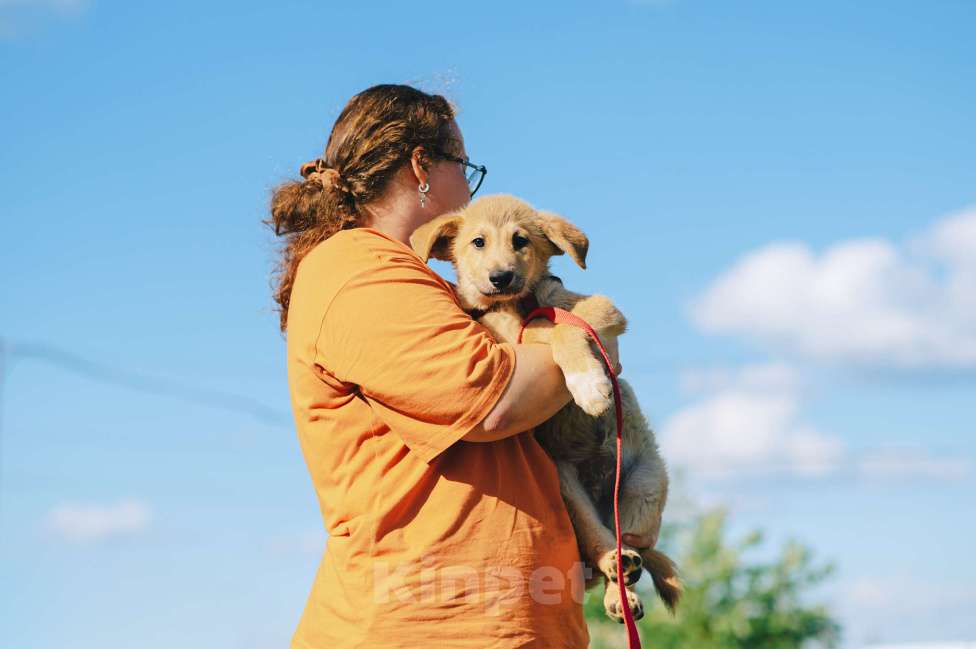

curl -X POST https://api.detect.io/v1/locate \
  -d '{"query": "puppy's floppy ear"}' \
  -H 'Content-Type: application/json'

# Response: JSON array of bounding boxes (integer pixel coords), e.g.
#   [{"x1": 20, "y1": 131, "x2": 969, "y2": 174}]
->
[
  {"x1": 410, "y1": 212, "x2": 463, "y2": 262},
  {"x1": 536, "y1": 210, "x2": 589, "y2": 269}
]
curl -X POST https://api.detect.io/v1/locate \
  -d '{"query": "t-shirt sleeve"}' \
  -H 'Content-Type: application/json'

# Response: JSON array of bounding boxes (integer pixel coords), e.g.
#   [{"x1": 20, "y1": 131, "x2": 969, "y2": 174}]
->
[{"x1": 314, "y1": 254, "x2": 516, "y2": 463}]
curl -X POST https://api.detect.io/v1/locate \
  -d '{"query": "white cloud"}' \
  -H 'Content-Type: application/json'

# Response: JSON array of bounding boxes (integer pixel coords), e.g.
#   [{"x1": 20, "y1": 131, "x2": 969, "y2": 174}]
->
[
  {"x1": 661, "y1": 363, "x2": 972, "y2": 482},
  {"x1": 679, "y1": 361, "x2": 801, "y2": 395},
  {"x1": 662, "y1": 363, "x2": 846, "y2": 479},
  {"x1": 44, "y1": 498, "x2": 152, "y2": 543},
  {"x1": 842, "y1": 573, "x2": 975, "y2": 618},
  {"x1": 857, "y1": 446, "x2": 972, "y2": 481},
  {"x1": 863, "y1": 644, "x2": 976, "y2": 649},
  {"x1": 830, "y1": 576, "x2": 976, "y2": 647},
  {"x1": 692, "y1": 206, "x2": 976, "y2": 370}
]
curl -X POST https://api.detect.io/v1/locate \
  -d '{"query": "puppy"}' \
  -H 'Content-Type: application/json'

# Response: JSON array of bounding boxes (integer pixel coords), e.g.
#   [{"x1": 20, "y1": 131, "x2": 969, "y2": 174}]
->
[{"x1": 411, "y1": 194, "x2": 682, "y2": 622}]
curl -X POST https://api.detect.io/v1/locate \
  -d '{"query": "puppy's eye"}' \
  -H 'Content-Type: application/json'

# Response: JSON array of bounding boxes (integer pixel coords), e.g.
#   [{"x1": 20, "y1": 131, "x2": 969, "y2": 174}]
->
[
  {"x1": 512, "y1": 234, "x2": 529, "y2": 250},
  {"x1": 472, "y1": 237, "x2": 485, "y2": 248}
]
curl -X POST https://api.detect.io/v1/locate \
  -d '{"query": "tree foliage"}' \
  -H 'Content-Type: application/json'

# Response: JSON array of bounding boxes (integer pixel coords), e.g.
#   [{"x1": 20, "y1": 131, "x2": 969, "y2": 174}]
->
[{"x1": 584, "y1": 506, "x2": 842, "y2": 649}]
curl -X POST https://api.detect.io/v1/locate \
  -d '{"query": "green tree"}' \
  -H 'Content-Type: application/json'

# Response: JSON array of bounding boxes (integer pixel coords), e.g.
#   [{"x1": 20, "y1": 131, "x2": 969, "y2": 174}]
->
[{"x1": 584, "y1": 505, "x2": 842, "y2": 649}]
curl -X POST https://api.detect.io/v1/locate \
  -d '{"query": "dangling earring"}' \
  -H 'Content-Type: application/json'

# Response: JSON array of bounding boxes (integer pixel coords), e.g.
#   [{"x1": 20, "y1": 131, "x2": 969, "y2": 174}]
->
[{"x1": 418, "y1": 181, "x2": 430, "y2": 208}]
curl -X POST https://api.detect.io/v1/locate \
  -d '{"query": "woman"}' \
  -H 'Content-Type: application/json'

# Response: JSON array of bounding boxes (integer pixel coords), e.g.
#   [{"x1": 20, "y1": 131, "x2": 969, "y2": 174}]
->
[{"x1": 268, "y1": 84, "x2": 647, "y2": 648}]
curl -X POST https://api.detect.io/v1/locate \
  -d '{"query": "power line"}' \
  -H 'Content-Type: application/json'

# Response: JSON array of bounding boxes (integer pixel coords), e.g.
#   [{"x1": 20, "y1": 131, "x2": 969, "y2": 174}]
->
[
  {"x1": 0, "y1": 336, "x2": 294, "y2": 526},
  {"x1": 0, "y1": 337, "x2": 300, "y2": 529},
  {"x1": 0, "y1": 338, "x2": 7, "y2": 526},
  {"x1": 0, "y1": 338, "x2": 291, "y2": 428}
]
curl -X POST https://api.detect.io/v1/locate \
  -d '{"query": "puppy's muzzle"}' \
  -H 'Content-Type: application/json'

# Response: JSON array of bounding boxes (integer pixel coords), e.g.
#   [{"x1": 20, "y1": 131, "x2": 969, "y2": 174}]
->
[{"x1": 489, "y1": 270, "x2": 515, "y2": 290}]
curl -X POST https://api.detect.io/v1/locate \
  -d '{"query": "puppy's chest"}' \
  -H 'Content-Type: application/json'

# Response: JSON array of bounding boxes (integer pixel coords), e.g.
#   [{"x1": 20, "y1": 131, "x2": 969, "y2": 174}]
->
[{"x1": 475, "y1": 309, "x2": 525, "y2": 344}]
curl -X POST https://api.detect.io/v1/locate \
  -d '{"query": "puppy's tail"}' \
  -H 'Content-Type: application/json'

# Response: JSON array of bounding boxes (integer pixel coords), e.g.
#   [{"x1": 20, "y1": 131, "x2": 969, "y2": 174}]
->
[{"x1": 642, "y1": 548, "x2": 683, "y2": 614}]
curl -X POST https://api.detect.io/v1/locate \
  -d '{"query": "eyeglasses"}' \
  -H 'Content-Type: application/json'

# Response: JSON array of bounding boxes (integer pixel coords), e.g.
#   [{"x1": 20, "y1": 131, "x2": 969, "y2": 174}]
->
[{"x1": 436, "y1": 152, "x2": 487, "y2": 197}]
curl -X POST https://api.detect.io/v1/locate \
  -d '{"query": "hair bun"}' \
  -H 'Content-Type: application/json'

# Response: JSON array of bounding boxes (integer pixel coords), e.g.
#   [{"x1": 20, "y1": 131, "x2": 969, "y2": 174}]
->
[
  {"x1": 298, "y1": 157, "x2": 330, "y2": 178},
  {"x1": 300, "y1": 158, "x2": 353, "y2": 199}
]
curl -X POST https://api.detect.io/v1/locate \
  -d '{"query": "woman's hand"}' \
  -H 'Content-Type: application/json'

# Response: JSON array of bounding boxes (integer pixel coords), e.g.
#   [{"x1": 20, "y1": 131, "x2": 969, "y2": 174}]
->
[
  {"x1": 622, "y1": 532, "x2": 656, "y2": 551},
  {"x1": 599, "y1": 334, "x2": 623, "y2": 376}
]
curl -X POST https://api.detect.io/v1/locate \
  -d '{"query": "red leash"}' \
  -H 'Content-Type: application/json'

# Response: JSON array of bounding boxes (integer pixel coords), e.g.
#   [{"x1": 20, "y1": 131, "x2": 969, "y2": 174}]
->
[{"x1": 518, "y1": 306, "x2": 642, "y2": 649}]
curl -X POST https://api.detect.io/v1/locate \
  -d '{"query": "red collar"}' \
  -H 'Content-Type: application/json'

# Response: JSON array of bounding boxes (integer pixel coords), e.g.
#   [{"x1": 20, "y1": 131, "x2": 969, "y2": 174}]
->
[
  {"x1": 467, "y1": 292, "x2": 540, "y2": 321},
  {"x1": 465, "y1": 274, "x2": 559, "y2": 321}
]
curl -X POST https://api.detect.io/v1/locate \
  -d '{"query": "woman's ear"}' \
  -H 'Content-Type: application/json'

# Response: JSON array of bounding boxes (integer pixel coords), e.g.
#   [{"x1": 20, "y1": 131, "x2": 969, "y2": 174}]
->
[
  {"x1": 410, "y1": 213, "x2": 463, "y2": 262},
  {"x1": 409, "y1": 145, "x2": 432, "y2": 185},
  {"x1": 536, "y1": 210, "x2": 589, "y2": 269}
]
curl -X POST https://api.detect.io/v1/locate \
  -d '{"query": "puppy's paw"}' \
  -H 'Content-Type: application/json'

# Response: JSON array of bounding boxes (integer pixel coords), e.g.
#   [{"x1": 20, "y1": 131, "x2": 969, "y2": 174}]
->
[
  {"x1": 565, "y1": 369, "x2": 613, "y2": 416},
  {"x1": 598, "y1": 547, "x2": 643, "y2": 586},
  {"x1": 604, "y1": 584, "x2": 644, "y2": 623}
]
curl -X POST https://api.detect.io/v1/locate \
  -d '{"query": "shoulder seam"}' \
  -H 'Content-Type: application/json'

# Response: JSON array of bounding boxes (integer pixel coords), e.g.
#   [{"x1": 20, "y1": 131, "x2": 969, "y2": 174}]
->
[
  {"x1": 306, "y1": 230, "x2": 387, "y2": 368},
  {"x1": 311, "y1": 269, "x2": 367, "y2": 370},
  {"x1": 309, "y1": 232, "x2": 454, "y2": 370}
]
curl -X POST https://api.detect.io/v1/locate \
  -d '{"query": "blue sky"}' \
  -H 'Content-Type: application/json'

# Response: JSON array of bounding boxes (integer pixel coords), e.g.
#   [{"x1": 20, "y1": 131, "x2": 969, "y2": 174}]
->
[{"x1": 1, "y1": 1, "x2": 973, "y2": 647}]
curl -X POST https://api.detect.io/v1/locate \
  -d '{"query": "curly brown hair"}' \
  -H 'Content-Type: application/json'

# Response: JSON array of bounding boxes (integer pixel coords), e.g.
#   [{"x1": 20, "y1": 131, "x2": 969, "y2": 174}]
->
[{"x1": 266, "y1": 83, "x2": 461, "y2": 331}]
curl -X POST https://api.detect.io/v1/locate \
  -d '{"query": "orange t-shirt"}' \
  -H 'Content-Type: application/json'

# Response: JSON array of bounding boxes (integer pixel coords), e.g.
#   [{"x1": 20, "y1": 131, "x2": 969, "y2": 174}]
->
[{"x1": 285, "y1": 227, "x2": 590, "y2": 649}]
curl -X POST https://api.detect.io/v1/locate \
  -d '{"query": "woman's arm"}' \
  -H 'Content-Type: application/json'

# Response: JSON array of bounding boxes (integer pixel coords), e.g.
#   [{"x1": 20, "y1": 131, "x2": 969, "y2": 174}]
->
[
  {"x1": 463, "y1": 335, "x2": 621, "y2": 443},
  {"x1": 462, "y1": 343, "x2": 572, "y2": 443},
  {"x1": 314, "y1": 245, "x2": 619, "y2": 458}
]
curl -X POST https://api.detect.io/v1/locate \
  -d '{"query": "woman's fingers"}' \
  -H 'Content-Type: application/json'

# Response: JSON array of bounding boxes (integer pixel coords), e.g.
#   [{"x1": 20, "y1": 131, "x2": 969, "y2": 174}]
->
[
  {"x1": 622, "y1": 532, "x2": 655, "y2": 550},
  {"x1": 601, "y1": 335, "x2": 622, "y2": 376}
]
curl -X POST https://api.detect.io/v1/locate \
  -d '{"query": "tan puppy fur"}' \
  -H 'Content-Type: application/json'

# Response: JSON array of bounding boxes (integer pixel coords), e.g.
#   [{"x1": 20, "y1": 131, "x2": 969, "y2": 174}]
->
[{"x1": 411, "y1": 194, "x2": 683, "y2": 622}]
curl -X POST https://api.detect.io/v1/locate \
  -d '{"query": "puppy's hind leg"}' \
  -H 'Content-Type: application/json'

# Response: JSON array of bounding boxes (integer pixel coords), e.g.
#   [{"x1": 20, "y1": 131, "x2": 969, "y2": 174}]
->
[
  {"x1": 613, "y1": 379, "x2": 683, "y2": 612},
  {"x1": 618, "y1": 450, "x2": 668, "y2": 552},
  {"x1": 618, "y1": 447, "x2": 683, "y2": 613},
  {"x1": 554, "y1": 461, "x2": 642, "y2": 588}
]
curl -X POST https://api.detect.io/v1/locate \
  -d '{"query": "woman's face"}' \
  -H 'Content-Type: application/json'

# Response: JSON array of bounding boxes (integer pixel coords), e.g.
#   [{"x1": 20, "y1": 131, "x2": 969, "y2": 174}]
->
[{"x1": 422, "y1": 120, "x2": 474, "y2": 218}]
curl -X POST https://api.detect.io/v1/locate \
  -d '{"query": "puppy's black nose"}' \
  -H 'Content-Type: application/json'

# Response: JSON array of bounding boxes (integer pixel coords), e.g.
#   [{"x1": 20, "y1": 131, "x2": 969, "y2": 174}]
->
[{"x1": 489, "y1": 270, "x2": 514, "y2": 289}]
